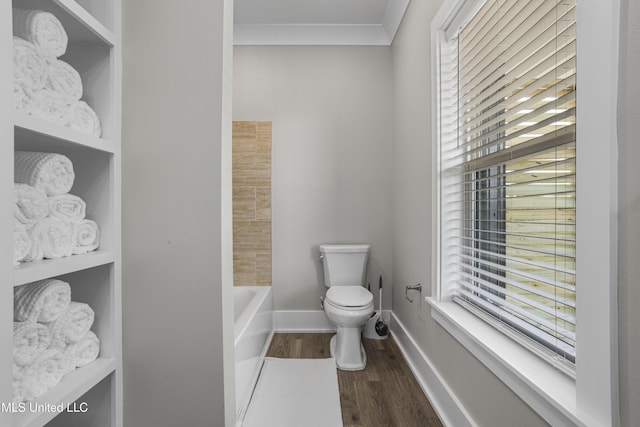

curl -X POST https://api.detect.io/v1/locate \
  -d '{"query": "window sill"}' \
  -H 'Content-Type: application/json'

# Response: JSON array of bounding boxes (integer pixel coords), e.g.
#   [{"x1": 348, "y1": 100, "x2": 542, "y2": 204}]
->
[{"x1": 427, "y1": 298, "x2": 589, "y2": 427}]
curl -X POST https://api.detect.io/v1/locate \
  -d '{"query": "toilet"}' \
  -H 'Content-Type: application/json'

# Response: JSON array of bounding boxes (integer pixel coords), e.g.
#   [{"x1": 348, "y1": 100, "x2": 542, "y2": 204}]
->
[{"x1": 319, "y1": 244, "x2": 374, "y2": 370}]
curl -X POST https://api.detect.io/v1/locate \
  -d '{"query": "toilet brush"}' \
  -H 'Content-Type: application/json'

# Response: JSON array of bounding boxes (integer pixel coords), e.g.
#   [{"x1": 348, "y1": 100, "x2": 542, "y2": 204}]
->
[
  {"x1": 374, "y1": 275, "x2": 388, "y2": 337},
  {"x1": 364, "y1": 275, "x2": 388, "y2": 339}
]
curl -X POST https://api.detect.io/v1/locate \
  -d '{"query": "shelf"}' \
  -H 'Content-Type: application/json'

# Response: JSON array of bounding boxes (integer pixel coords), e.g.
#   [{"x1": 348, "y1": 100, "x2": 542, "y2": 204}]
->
[
  {"x1": 14, "y1": 112, "x2": 117, "y2": 155},
  {"x1": 53, "y1": 0, "x2": 114, "y2": 46},
  {"x1": 5, "y1": 0, "x2": 121, "y2": 424},
  {"x1": 13, "y1": 251, "x2": 114, "y2": 286},
  {"x1": 12, "y1": 0, "x2": 118, "y2": 142},
  {"x1": 11, "y1": 358, "x2": 116, "y2": 427},
  {"x1": 13, "y1": 0, "x2": 115, "y2": 46}
]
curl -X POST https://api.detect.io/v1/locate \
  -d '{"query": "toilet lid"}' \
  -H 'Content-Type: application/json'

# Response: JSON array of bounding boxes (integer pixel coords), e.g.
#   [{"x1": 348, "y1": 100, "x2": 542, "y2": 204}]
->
[{"x1": 326, "y1": 286, "x2": 373, "y2": 307}]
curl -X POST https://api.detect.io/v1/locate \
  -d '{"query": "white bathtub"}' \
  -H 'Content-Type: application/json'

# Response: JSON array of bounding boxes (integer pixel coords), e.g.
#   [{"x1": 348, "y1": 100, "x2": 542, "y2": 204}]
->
[{"x1": 234, "y1": 286, "x2": 273, "y2": 422}]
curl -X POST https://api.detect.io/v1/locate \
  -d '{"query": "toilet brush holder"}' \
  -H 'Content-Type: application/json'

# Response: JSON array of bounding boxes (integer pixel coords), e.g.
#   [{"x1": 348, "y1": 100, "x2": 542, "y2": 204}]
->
[{"x1": 363, "y1": 312, "x2": 388, "y2": 340}]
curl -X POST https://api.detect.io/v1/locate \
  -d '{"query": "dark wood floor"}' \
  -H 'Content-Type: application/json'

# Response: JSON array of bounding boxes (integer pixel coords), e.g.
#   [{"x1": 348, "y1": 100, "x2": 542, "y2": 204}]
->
[{"x1": 266, "y1": 333, "x2": 444, "y2": 427}]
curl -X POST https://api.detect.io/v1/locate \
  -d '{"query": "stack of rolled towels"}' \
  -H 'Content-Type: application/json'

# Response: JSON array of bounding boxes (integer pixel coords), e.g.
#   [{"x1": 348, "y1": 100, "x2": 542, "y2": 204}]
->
[
  {"x1": 14, "y1": 151, "x2": 101, "y2": 265},
  {"x1": 13, "y1": 279, "x2": 100, "y2": 402},
  {"x1": 13, "y1": 8, "x2": 102, "y2": 137}
]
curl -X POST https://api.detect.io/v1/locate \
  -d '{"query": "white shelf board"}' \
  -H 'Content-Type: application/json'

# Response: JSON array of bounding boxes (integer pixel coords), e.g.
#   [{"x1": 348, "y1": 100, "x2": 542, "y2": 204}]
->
[
  {"x1": 54, "y1": 0, "x2": 115, "y2": 46},
  {"x1": 12, "y1": 358, "x2": 116, "y2": 427},
  {"x1": 14, "y1": 0, "x2": 115, "y2": 46},
  {"x1": 13, "y1": 251, "x2": 115, "y2": 286},
  {"x1": 14, "y1": 112, "x2": 117, "y2": 155}
]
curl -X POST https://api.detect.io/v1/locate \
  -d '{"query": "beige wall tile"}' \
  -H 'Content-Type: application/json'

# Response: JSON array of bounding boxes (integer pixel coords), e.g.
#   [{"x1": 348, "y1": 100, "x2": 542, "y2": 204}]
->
[
  {"x1": 255, "y1": 186, "x2": 271, "y2": 220},
  {"x1": 233, "y1": 221, "x2": 271, "y2": 252},
  {"x1": 233, "y1": 251, "x2": 256, "y2": 286},
  {"x1": 233, "y1": 138, "x2": 258, "y2": 154},
  {"x1": 233, "y1": 121, "x2": 257, "y2": 138},
  {"x1": 256, "y1": 252, "x2": 272, "y2": 286},
  {"x1": 233, "y1": 186, "x2": 256, "y2": 220},
  {"x1": 232, "y1": 153, "x2": 271, "y2": 187}
]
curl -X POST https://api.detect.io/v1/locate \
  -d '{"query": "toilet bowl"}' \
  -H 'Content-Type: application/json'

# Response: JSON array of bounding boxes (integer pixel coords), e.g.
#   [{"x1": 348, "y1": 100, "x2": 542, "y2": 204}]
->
[{"x1": 323, "y1": 286, "x2": 374, "y2": 370}]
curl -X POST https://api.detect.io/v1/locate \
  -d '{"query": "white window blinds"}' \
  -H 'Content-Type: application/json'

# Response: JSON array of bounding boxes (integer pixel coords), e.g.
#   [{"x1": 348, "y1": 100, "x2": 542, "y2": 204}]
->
[{"x1": 439, "y1": 0, "x2": 577, "y2": 366}]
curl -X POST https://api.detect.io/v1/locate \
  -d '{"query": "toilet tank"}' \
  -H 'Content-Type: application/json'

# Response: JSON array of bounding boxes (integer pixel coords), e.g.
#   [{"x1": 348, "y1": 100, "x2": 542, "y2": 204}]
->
[{"x1": 319, "y1": 244, "x2": 370, "y2": 287}]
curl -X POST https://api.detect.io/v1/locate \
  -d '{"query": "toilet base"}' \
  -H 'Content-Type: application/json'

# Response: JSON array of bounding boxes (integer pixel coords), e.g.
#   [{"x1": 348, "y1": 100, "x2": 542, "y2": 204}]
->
[{"x1": 330, "y1": 333, "x2": 367, "y2": 371}]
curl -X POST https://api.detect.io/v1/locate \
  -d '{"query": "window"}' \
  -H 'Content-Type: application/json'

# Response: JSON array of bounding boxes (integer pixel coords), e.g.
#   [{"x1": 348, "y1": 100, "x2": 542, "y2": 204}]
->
[
  {"x1": 431, "y1": 0, "x2": 619, "y2": 425},
  {"x1": 440, "y1": 0, "x2": 577, "y2": 370}
]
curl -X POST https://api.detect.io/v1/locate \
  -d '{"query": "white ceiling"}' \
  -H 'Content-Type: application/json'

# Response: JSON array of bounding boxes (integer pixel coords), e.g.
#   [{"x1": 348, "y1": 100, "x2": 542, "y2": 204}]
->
[{"x1": 234, "y1": 0, "x2": 411, "y2": 46}]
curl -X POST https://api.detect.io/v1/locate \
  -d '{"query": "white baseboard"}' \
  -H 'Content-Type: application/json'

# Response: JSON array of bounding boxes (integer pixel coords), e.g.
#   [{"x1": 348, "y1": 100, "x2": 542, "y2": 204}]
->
[
  {"x1": 390, "y1": 313, "x2": 476, "y2": 427},
  {"x1": 274, "y1": 310, "x2": 336, "y2": 332}
]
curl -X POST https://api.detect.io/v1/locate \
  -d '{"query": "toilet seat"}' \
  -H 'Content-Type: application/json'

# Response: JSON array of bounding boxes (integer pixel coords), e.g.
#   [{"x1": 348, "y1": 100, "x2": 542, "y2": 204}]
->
[{"x1": 326, "y1": 286, "x2": 373, "y2": 308}]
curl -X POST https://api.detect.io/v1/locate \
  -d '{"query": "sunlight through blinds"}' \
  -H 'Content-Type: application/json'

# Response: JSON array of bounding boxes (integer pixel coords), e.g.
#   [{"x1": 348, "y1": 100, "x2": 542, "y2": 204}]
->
[{"x1": 439, "y1": 0, "x2": 577, "y2": 367}]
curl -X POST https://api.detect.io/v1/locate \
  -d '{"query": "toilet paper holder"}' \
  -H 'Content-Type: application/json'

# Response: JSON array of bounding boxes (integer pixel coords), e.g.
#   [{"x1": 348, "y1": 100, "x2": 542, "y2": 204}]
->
[{"x1": 405, "y1": 283, "x2": 422, "y2": 303}]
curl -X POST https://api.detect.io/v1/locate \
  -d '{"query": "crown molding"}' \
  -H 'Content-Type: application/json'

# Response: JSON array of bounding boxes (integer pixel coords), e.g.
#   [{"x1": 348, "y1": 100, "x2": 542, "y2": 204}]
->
[
  {"x1": 382, "y1": 0, "x2": 410, "y2": 44},
  {"x1": 234, "y1": 23, "x2": 390, "y2": 46},
  {"x1": 234, "y1": 0, "x2": 411, "y2": 46}
]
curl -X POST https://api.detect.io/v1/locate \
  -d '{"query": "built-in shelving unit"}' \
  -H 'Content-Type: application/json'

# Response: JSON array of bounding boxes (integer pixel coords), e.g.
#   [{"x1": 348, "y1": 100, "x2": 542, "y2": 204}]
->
[{"x1": 1, "y1": 0, "x2": 121, "y2": 425}]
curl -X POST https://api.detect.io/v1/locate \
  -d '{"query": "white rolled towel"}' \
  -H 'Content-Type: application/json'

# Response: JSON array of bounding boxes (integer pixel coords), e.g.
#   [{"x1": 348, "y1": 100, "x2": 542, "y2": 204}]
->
[
  {"x1": 24, "y1": 217, "x2": 74, "y2": 261},
  {"x1": 13, "y1": 9, "x2": 68, "y2": 58},
  {"x1": 13, "y1": 322, "x2": 51, "y2": 367},
  {"x1": 14, "y1": 55, "x2": 77, "y2": 125},
  {"x1": 14, "y1": 183, "x2": 49, "y2": 228},
  {"x1": 13, "y1": 36, "x2": 48, "y2": 91},
  {"x1": 14, "y1": 279, "x2": 72, "y2": 323},
  {"x1": 13, "y1": 348, "x2": 64, "y2": 402},
  {"x1": 15, "y1": 151, "x2": 75, "y2": 196},
  {"x1": 59, "y1": 330, "x2": 100, "y2": 375},
  {"x1": 14, "y1": 216, "x2": 26, "y2": 231},
  {"x1": 65, "y1": 100, "x2": 102, "y2": 137},
  {"x1": 30, "y1": 89, "x2": 68, "y2": 126},
  {"x1": 48, "y1": 193, "x2": 86, "y2": 224},
  {"x1": 45, "y1": 301, "x2": 95, "y2": 348},
  {"x1": 12, "y1": 364, "x2": 23, "y2": 404},
  {"x1": 46, "y1": 59, "x2": 83, "y2": 103},
  {"x1": 14, "y1": 230, "x2": 32, "y2": 265},
  {"x1": 14, "y1": 83, "x2": 38, "y2": 113},
  {"x1": 72, "y1": 219, "x2": 100, "y2": 255}
]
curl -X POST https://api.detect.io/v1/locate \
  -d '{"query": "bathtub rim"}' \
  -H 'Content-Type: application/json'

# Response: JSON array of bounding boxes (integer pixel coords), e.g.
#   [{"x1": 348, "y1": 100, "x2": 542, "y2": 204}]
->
[{"x1": 234, "y1": 285, "x2": 272, "y2": 346}]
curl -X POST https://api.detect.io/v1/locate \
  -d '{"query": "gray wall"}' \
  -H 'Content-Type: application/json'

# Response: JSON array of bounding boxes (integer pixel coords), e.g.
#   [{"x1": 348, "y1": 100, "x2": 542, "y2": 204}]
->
[
  {"x1": 618, "y1": 0, "x2": 640, "y2": 424},
  {"x1": 233, "y1": 46, "x2": 394, "y2": 311},
  {"x1": 121, "y1": 1, "x2": 235, "y2": 426}
]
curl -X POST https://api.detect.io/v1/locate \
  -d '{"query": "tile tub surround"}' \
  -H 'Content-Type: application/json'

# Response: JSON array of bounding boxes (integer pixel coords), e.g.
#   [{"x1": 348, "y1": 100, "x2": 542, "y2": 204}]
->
[{"x1": 232, "y1": 121, "x2": 272, "y2": 286}]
